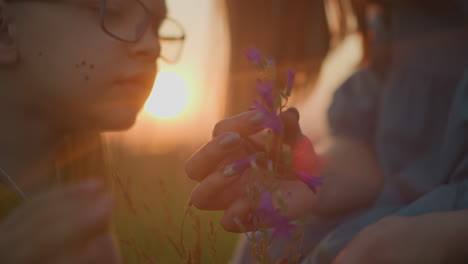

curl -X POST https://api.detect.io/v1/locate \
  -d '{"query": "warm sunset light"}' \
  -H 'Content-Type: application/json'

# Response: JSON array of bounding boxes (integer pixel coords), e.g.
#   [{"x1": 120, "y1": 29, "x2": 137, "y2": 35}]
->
[{"x1": 144, "y1": 71, "x2": 189, "y2": 118}]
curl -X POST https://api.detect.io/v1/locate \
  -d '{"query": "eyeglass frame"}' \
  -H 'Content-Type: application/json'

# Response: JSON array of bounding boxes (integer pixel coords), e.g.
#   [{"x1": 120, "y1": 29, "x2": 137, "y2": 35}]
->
[
  {"x1": 5, "y1": 0, "x2": 186, "y2": 63},
  {"x1": 98, "y1": 0, "x2": 185, "y2": 63}
]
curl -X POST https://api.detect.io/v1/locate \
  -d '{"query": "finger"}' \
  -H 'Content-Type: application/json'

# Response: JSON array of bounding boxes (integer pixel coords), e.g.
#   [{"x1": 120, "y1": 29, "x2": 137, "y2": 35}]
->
[
  {"x1": 186, "y1": 109, "x2": 301, "y2": 182},
  {"x1": 185, "y1": 132, "x2": 244, "y2": 181},
  {"x1": 212, "y1": 110, "x2": 266, "y2": 138},
  {"x1": 245, "y1": 131, "x2": 269, "y2": 151},
  {"x1": 191, "y1": 183, "x2": 240, "y2": 210},
  {"x1": 275, "y1": 180, "x2": 319, "y2": 220},
  {"x1": 247, "y1": 107, "x2": 305, "y2": 153},
  {"x1": 278, "y1": 108, "x2": 321, "y2": 174},
  {"x1": 280, "y1": 107, "x2": 303, "y2": 146},
  {"x1": 190, "y1": 167, "x2": 244, "y2": 210},
  {"x1": 221, "y1": 197, "x2": 252, "y2": 233}
]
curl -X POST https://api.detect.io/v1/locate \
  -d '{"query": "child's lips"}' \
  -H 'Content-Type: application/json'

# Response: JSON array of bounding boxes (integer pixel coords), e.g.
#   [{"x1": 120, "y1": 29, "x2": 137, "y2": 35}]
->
[
  {"x1": 116, "y1": 74, "x2": 154, "y2": 93},
  {"x1": 114, "y1": 75, "x2": 155, "y2": 106}
]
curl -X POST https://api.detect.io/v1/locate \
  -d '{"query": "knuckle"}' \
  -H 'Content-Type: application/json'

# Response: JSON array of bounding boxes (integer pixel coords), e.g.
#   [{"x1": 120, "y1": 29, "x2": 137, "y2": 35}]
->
[
  {"x1": 184, "y1": 151, "x2": 205, "y2": 182},
  {"x1": 191, "y1": 198, "x2": 208, "y2": 210},
  {"x1": 190, "y1": 190, "x2": 208, "y2": 210},
  {"x1": 220, "y1": 217, "x2": 236, "y2": 232},
  {"x1": 184, "y1": 158, "x2": 196, "y2": 180},
  {"x1": 212, "y1": 120, "x2": 226, "y2": 138}
]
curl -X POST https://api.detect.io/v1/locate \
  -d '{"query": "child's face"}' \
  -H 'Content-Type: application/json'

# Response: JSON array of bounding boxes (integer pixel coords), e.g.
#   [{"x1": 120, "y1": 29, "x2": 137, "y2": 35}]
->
[{"x1": 7, "y1": 0, "x2": 167, "y2": 132}]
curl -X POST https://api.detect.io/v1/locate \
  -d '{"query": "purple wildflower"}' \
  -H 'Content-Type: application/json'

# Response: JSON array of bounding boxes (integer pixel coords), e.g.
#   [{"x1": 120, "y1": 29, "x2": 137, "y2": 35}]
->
[
  {"x1": 258, "y1": 190, "x2": 274, "y2": 211},
  {"x1": 256, "y1": 79, "x2": 274, "y2": 108},
  {"x1": 229, "y1": 154, "x2": 257, "y2": 176},
  {"x1": 265, "y1": 57, "x2": 275, "y2": 68},
  {"x1": 296, "y1": 171, "x2": 323, "y2": 194},
  {"x1": 254, "y1": 190, "x2": 295, "y2": 239},
  {"x1": 286, "y1": 69, "x2": 296, "y2": 95},
  {"x1": 245, "y1": 46, "x2": 262, "y2": 65},
  {"x1": 250, "y1": 100, "x2": 282, "y2": 135},
  {"x1": 271, "y1": 218, "x2": 296, "y2": 239},
  {"x1": 263, "y1": 113, "x2": 282, "y2": 135}
]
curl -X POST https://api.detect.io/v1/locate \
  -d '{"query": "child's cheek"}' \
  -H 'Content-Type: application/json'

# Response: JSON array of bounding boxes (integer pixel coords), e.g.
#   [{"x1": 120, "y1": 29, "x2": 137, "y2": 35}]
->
[{"x1": 74, "y1": 60, "x2": 96, "y2": 82}]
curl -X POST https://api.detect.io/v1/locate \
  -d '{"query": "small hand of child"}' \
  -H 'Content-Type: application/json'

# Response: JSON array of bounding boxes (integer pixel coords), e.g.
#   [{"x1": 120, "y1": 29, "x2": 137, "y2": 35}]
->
[
  {"x1": 0, "y1": 180, "x2": 118, "y2": 264},
  {"x1": 186, "y1": 108, "x2": 321, "y2": 232}
]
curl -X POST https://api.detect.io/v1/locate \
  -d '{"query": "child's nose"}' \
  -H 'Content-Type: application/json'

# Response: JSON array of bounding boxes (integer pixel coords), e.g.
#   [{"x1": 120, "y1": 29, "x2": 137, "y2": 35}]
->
[{"x1": 130, "y1": 26, "x2": 161, "y2": 62}]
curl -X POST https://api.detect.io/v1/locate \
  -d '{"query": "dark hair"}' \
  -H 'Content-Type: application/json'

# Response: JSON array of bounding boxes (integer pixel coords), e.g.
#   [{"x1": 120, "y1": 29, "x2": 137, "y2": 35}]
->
[{"x1": 346, "y1": 0, "x2": 468, "y2": 80}]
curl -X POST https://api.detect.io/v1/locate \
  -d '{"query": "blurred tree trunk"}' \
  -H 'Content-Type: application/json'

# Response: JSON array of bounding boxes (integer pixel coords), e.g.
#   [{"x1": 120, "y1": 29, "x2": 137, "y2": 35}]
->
[{"x1": 222, "y1": 0, "x2": 331, "y2": 116}]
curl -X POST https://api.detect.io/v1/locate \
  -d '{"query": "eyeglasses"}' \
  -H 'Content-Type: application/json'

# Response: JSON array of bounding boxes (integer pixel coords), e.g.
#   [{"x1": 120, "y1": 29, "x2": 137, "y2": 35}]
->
[
  {"x1": 7, "y1": 0, "x2": 186, "y2": 63},
  {"x1": 99, "y1": 0, "x2": 186, "y2": 63}
]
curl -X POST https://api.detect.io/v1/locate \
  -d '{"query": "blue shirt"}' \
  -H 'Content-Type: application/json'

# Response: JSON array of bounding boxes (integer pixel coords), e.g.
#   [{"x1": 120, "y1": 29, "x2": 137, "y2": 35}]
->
[{"x1": 302, "y1": 2, "x2": 468, "y2": 262}]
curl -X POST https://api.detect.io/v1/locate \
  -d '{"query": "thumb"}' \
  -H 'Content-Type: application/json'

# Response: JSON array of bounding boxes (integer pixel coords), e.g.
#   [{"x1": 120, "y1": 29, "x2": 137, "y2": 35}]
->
[
  {"x1": 280, "y1": 107, "x2": 302, "y2": 146},
  {"x1": 280, "y1": 108, "x2": 321, "y2": 175}
]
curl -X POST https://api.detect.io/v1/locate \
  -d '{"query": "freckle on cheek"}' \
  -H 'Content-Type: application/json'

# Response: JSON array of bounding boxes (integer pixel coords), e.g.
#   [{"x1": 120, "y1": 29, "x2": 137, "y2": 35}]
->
[
  {"x1": 85, "y1": 75, "x2": 90, "y2": 81},
  {"x1": 81, "y1": 60, "x2": 87, "y2": 66},
  {"x1": 89, "y1": 64, "x2": 95, "y2": 69},
  {"x1": 37, "y1": 51, "x2": 43, "y2": 57}
]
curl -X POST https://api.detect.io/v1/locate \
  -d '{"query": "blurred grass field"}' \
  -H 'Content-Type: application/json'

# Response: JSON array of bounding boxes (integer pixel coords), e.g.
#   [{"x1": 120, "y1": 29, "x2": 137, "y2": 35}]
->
[{"x1": 111, "y1": 146, "x2": 240, "y2": 264}]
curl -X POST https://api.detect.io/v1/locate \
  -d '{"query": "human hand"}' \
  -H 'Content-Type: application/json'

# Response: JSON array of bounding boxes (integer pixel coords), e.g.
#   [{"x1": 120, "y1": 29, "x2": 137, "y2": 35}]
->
[
  {"x1": 0, "y1": 180, "x2": 119, "y2": 264},
  {"x1": 333, "y1": 215, "x2": 451, "y2": 264},
  {"x1": 186, "y1": 108, "x2": 321, "y2": 232}
]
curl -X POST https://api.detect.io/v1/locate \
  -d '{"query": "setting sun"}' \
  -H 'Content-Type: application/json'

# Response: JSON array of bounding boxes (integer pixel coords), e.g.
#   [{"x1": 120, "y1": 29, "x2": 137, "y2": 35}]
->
[{"x1": 144, "y1": 71, "x2": 189, "y2": 119}]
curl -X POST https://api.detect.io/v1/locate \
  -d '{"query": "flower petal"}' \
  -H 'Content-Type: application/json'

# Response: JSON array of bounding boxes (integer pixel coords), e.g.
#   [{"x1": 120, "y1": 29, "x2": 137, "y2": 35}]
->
[
  {"x1": 245, "y1": 46, "x2": 262, "y2": 65},
  {"x1": 272, "y1": 218, "x2": 295, "y2": 239},
  {"x1": 231, "y1": 154, "x2": 257, "y2": 176},
  {"x1": 258, "y1": 190, "x2": 275, "y2": 212},
  {"x1": 254, "y1": 190, "x2": 295, "y2": 239},
  {"x1": 286, "y1": 69, "x2": 296, "y2": 95},
  {"x1": 256, "y1": 79, "x2": 274, "y2": 108},
  {"x1": 296, "y1": 171, "x2": 323, "y2": 193},
  {"x1": 249, "y1": 101, "x2": 282, "y2": 135}
]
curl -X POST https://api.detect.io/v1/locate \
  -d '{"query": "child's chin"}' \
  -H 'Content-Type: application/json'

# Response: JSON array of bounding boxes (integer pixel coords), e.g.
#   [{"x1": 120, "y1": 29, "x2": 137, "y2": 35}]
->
[{"x1": 98, "y1": 110, "x2": 140, "y2": 131}]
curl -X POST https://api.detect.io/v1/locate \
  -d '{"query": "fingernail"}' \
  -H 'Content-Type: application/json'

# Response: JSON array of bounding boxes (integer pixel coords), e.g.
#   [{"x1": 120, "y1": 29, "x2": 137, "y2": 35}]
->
[
  {"x1": 223, "y1": 164, "x2": 237, "y2": 177},
  {"x1": 286, "y1": 107, "x2": 300, "y2": 121},
  {"x1": 86, "y1": 195, "x2": 114, "y2": 224},
  {"x1": 249, "y1": 112, "x2": 264, "y2": 125},
  {"x1": 232, "y1": 215, "x2": 241, "y2": 226},
  {"x1": 219, "y1": 132, "x2": 241, "y2": 150}
]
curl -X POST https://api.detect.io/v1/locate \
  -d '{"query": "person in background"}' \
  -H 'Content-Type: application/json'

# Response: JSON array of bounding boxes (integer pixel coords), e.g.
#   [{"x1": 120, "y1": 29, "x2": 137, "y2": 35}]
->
[{"x1": 186, "y1": 0, "x2": 468, "y2": 263}]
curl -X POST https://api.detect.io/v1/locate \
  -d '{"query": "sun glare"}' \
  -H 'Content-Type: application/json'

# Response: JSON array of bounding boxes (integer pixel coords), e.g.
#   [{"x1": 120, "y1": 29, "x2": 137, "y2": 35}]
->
[{"x1": 144, "y1": 71, "x2": 189, "y2": 119}]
